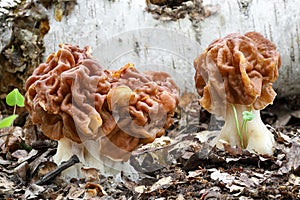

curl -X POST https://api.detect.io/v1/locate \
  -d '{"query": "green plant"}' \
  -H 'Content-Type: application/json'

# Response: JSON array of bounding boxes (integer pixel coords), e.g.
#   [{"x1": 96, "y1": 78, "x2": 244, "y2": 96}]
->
[
  {"x1": 231, "y1": 104, "x2": 254, "y2": 149},
  {"x1": 0, "y1": 88, "x2": 25, "y2": 128}
]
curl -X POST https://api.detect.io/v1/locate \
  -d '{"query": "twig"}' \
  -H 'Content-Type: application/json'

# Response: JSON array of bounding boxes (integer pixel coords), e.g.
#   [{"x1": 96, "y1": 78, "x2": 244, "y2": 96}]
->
[
  {"x1": 0, "y1": 133, "x2": 11, "y2": 138},
  {"x1": 31, "y1": 140, "x2": 57, "y2": 150},
  {"x1": 35, "y1": 155, "x2": 80, "y2": 185}
]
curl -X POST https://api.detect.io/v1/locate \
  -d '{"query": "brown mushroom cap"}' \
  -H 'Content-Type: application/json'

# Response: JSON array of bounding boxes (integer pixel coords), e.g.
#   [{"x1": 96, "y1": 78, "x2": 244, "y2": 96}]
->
[
  {"x1": 194, "y1": 32, "x2": 281, "y2": 116},
  {"x1": 25, "y1": 44, "x2": 179, "y2": 161},
  {"x1": 103, "y1": 63, "x2": 179, "y2": 160}
]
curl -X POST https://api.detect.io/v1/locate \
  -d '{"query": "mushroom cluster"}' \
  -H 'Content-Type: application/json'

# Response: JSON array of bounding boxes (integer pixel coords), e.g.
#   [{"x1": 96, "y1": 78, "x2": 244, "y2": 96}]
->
[
  {"x1": 194, "y1": 32, "x2": 281, "y2": 155},
  {"x1": 25, "y1": 44, "x2": 179, "y2": 178}
]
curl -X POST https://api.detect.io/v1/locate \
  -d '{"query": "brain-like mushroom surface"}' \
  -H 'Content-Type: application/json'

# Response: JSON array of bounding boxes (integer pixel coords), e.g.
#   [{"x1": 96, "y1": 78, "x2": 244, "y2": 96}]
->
[
  {"x1": 194, "y1": 32, "x2": 281, "y2": 155},
  {"x1": 25, "y1": 44, "x2": 179, "y2": 177}
]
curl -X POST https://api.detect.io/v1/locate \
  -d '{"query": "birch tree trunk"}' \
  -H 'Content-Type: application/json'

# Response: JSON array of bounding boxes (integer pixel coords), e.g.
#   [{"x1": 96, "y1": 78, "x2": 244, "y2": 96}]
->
[{"x1": 12, "y1": 0, "x2": 300, "y2": 97}]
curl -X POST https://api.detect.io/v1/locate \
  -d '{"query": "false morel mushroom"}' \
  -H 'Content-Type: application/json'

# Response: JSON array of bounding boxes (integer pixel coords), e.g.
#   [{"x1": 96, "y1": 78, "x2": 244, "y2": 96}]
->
[
  {"x1": 25, "y1": 44, "x2": 179, "y2": 178},
  {"x1": 194, "y1": 32, "x2": 281, "y2": 155}
]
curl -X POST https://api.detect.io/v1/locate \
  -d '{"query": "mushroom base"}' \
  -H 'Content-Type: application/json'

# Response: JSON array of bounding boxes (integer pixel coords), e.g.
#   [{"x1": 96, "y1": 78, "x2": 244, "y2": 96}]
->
[
  {"x1": 53, "y1": 137, "x2": 139, "y2": 181},
  {"x1": 212, "y1": 104, "x2": 275, "y2": 155}
]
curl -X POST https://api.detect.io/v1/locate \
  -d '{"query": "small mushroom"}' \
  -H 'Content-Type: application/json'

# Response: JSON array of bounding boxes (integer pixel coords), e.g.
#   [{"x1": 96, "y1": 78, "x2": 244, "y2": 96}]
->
[
  {"x1": 194, "y1": 32, "x2": 281, "y2": 155},
  {"x1": 25, "y1": 44, "x2": 179, "y2": 179}
]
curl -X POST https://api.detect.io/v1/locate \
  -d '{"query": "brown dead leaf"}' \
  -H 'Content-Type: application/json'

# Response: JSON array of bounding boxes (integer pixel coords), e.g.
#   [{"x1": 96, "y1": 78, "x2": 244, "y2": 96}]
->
[
  {"x1": 183, "y1": 143, "x2": 225, "y2": 170},
  {"x1": 5, "y1": 133, "x2": 21, "y2": 153},
  {"x1": 54, "y1": 2, "x2": 63, "y2": 21},
  {"x1": 36, "y1": 161, "x2": 57, "y2": 178},
  {"x1": 81, "y1": 167, "x2": 100, "y2": 182},
  {"x1": 14, "y1": 161, "x2": 29, "y2": 182},
  {"x1": 276, "y1": 131, "x2": 292, "y2": 144},
  {"x1": 223, "y1": 143, "x2": 243, "y2": 156},
  {"x1": 29, "y1": 149, "x2": 56, "y2": 180},
  {"x1": 84, "y1": 182, "x2": 107, "y2": 198},
  {"x1": 31, "y1": 160, "x2": 57, "y2": 183}
]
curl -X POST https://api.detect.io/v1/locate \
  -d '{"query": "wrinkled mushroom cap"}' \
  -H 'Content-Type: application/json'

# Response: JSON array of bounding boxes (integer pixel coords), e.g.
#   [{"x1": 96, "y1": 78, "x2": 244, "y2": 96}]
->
[
  {"x1": 25, "y1": 44, "x2": 179, "y2": 161},
  {"x1": 194, "y1": 32, "x2": 281, "y2": 116}
]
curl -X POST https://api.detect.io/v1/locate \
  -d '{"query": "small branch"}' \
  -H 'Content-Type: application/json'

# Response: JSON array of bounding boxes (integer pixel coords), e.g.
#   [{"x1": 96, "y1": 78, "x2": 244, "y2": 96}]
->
[
  {"x1": 35, "y1": 155, "x2": 80, "y2": 185},
  {"x1": 0, "y1": 133, "x2": 11, "y2": 138}
]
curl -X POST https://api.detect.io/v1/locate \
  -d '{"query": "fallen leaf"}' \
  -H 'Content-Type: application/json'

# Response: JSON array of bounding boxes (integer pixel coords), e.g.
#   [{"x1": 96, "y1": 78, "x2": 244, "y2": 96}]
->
[
  {"x1": 0, "y1": 174, "x2": 15, "y2": 192},
  {"x1": 291, "y1": 110, "x2": 300, "y2": 118},
  {"x1": 280, "y1": 142, "x2": 300, "y2": 175},
  {"x1": 29, "y1": 149, "x2": 55, "y2": 178},
  {"x1": 176, "y1": 193, "x2": 185, "y2": 200},
  {"x1": 35, "y1": 161, "x2": 57, "y2": 179},
  {"x1": 14, "y1": 161, "x2": 29, "y2": 182},
  {"x1": 238, "y1": 173, "x2": 256, "y2": 187},
  {"x1": 228, "y1": 184, "x2": 244, "y2": 193},
  {"x1": 149, "y1": 176, "x2": 173, "y2": 193},
  {"x1": 195, "y1": 130, "x2": 219, "y2": 143},
  {"x1": 81, "y1": 167, "x2": 99, "y2": 182},
  {"x1": 24, "y1": 184, "x2": 45, "y2": 199},
  {"x1": 0, "y1": 156, "x2": 11, "y2": 165},
  {"x1": 210, "y1": 169, "x2": 235, "y2": 184},
  {"x1": 54, "y1": 2, "x2": 63, "y2": 21},
  {"x1": 16, "y1": 149, "x2": 39, "y2": 164},
  {"x1": 223, "y1": 142, "x2": 243, "y2": 156},
  {"x1": 276, "y1": 132, "x2": 292, "y2": 144},
  {"x1": 66, "y1": 184, "x2": 85, "y2": 199},
  {"x1": 226, "y1": 158, "x2": 240, "y2": 163},
  {"x1": 135, "y1": 185, "x2": 146, "y2": 193},
  {"x1": 187, "y1": 169, "x2": 203, "y2": 178},
  {"x1": 289, "y1": 173, "x2": 300, "y2": 186},
  {"x1": 11, "y1": 149, "x2": 28, "y2": 159},
  {"x1": 84, "y1": 182, "x2": 107, "y2": 198},
  {"x1": 200, "y1": 187, "x2": 222, "y2": 200}
]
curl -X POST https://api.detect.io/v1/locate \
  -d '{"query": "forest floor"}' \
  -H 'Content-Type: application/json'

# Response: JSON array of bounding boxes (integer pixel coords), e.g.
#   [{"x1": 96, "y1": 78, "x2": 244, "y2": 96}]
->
[{"x1": 0, "y1": 94, "x2": 299, "y2": 200}]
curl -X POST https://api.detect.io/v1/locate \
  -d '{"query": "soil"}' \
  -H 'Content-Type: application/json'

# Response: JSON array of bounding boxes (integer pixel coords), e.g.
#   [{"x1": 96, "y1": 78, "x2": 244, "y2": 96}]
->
[{"x1": 0, "y1": 95, "x2": 299, "y2": 200}]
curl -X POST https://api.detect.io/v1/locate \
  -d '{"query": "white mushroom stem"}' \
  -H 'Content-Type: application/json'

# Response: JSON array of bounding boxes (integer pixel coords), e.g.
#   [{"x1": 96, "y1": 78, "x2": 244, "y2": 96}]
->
[
  {"x1": 53, "y1": 137, "x2": 139, "y2": 181},
  {"x1": 214, "y1": 104, "x2": 275, "y2": 155},
  {"x1": 53, "y1": 137, "x2": 83, "y2": 179}
]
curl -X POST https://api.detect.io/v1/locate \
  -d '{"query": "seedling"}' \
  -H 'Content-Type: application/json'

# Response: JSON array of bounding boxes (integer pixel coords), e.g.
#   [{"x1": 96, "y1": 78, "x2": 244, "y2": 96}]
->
[
  {"x1": 231, "y1": 104, "x2": 254, "y2": 149},
  {"x1": 0, "y1": 89, "x2": 25, "y2": 129}
]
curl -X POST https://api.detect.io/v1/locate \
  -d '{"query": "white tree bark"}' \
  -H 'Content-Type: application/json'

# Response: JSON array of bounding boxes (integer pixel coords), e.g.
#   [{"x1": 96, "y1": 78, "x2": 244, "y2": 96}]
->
[{"x1": 44, "y1": 0, "x2": 300, "y2": 97}]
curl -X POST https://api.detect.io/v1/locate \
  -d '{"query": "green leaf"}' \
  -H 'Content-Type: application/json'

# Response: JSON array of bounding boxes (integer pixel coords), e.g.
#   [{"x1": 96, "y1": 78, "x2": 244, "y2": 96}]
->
[
  {"x1": 242, "y1": 111, "x2": 254, "y2": 121},
  {"x1": 6, "y1": 88, "x2": 25, "y2": 107},
  {"x1": 0, "y1": 114, "x2": 18, "y2": 129}
]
